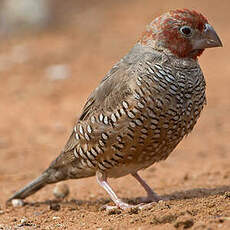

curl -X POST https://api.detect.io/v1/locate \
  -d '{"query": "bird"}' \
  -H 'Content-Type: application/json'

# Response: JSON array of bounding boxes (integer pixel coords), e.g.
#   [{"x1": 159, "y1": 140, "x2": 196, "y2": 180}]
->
[{"x1": 7, "y1": 9, "x2": 222, "y2": 210}]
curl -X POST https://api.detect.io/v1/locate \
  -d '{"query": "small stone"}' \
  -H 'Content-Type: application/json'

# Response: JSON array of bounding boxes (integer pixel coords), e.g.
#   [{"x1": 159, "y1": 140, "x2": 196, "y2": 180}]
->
[
  {"x1": 127, "y1": 207, "x2": 139, "y2": 214},
  {"x1": 223, "y1": 191, "x2": 230, "y2": 199},
  {"x1": 49, "y1": 203, "x2": 61, "y2": 211},
  {"x1": 53, "y1": 183, "x2": 69, "y2": 199},
  {"x1": 174, "y1": 217, "x2": 194, "y2": 229},
  {"x1": 12, "y1": 199, "x2": 24, "y2": 207},
  {"x1": 158, "y1": 200, "x2": 165, "y2": 204},
  {"x1": 18, "y1": 217, "x2": 33, "y2": 227},
  {"x1": 52, "y1": 216, "x2": 60, "y2": 220},
  {"x1": 89, "y1": 193, "x2": 96, "y2": 198},
  {"x1": 106, "y1": 208, "x2": 122, "y2": 215},
  {"x1": 20, "y1": 218, "x2": 28, "y2": 225},
  {"x1": 183, "y1": 173, "x2": 189, "y2": 181}
]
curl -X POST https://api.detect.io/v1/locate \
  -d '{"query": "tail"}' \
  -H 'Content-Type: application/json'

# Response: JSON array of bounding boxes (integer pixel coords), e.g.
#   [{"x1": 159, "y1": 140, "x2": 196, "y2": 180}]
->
[
  {"x1": 7, "y1": 151, "x2": 77, "y2": 205},
  {"x1": 7, "y1": 171, "x2": 51, "y2": 204}
]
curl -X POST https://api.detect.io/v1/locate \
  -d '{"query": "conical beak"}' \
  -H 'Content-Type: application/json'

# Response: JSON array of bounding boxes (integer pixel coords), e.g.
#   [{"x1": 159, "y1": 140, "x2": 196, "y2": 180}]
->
[{"x1": 192, "y1": 24, "x2": 223, "y2": 50}]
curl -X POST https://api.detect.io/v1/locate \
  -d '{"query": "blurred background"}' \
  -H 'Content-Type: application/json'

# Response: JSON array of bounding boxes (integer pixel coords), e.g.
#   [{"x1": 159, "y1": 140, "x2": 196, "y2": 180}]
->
[{"x1": 0, "y1": 0, "x2": 229, "y2": 226}]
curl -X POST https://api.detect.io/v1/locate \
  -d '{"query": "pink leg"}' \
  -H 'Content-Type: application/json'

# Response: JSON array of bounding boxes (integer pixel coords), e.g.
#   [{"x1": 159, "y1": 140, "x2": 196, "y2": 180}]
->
[
  {"x1": 132, "y1": 172, "x2": 161, "y2": 202},
  {"x1": 96, "y1": 171, "x2": 136, "y2": 210}
]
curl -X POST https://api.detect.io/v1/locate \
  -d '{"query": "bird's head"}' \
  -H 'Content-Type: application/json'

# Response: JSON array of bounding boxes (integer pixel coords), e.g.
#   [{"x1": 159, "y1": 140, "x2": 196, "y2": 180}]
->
[{"x1": 140, "y1": 9, "x2": 223, "y2": 59}]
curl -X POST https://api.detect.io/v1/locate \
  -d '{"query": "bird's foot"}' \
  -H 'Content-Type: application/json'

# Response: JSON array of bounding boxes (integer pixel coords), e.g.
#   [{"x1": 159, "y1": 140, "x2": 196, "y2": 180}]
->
[
  {"x1": 101, "y1": 199, "x2": 137, "y2": 211},
  {"x1": 101, "y1": 199, "x2": 157, "y2": 212}
]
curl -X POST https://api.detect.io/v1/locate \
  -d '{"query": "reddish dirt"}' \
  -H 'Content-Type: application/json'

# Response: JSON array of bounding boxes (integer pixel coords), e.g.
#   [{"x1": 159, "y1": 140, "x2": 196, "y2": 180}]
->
[{"x1": 0, "y1": 0, "x2": 230, "y2": 229}]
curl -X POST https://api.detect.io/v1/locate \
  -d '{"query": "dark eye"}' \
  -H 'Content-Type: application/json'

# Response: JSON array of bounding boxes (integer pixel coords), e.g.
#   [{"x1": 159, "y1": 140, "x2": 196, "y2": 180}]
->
[
  {"x1": 203, "y1": 23, "x2": 209, "y2": 31},
  {"x1": 180, "y1": 26, "x2": 192, "y2": 36}
]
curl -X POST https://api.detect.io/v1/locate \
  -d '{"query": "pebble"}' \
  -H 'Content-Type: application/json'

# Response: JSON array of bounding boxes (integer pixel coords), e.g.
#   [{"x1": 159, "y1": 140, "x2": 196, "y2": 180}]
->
[
  {"x1": 49, "y1": 203, "x2": 61, "y2": 211},
  {"x1": 174, "y1": 216, "x2": 194, "y2": 229},
  {"x1": 223, "y1": 191, "x2": 230, "y2": 199},
  {"x1": 106, "y1": 208, "x2": 122, "y2": 215},
  {"x1": 12, "y1": 199, "x2": 24, "y2": 207},
  {"x1": 20, "y1": 218, "x2": 28, "y2": 225},
  {"x1": 18, "y1": 217, "x2": 34, "y2": 227},
  {"x1": 127, "y1": 207, "x2": 139, "y2": 214},
  {"x1": 53, "y1": 183, "x2": 69, "y2": 199}
]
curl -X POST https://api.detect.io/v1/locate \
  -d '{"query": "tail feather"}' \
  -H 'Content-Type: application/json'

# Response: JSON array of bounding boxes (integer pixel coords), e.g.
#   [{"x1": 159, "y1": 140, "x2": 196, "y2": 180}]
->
[{"x1": 7, "y1": 172, "x2": 49, "y2": 204}]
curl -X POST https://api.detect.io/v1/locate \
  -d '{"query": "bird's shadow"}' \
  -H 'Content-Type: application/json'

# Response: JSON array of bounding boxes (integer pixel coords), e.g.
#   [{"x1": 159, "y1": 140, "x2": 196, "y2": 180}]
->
[
  {"x1": 24, "y1": 185, "x2": 230, "y2": 209},
  {"x1": 161, "y1": 185, "x2": 230, "y2": 201}
]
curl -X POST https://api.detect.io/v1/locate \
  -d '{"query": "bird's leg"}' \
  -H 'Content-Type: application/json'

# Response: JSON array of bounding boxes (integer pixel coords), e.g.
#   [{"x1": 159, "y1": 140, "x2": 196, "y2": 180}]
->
[
  {"x1": 131, "y1": 172, "x2": 161, "y2": 203},
  {"x1": 96, "y1": 171, "x2": 137, "y2": 210}
]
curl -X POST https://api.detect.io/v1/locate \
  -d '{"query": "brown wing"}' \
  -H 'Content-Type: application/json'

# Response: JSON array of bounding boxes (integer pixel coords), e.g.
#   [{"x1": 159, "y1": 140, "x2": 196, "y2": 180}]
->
[
  {"x1": 79, "y1": 63, "x2": 133, "y2": 121},
  {"x1": 50, "y1": 44, "x2": 163, "y2": 170},
  {"x1": 51, "y1": 59, "x2": 135, "y2": 168}
]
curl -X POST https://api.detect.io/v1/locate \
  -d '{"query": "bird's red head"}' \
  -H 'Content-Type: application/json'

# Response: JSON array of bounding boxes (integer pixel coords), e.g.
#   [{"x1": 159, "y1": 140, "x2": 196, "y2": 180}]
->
[{"x1": 140, "y1": 9, "x2": 222, "y2": 59}]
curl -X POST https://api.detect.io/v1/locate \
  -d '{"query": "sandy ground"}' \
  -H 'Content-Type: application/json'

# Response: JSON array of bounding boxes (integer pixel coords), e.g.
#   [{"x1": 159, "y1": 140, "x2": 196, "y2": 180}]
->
[{"x1": 0, "y1": 0, "x2": 229, "y2": 229}]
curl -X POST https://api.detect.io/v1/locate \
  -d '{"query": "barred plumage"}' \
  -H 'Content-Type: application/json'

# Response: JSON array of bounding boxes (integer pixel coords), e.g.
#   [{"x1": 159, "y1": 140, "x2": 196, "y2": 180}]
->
[{"x1": 7, "y1": 9, "x2": 222, "y2": 210}]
